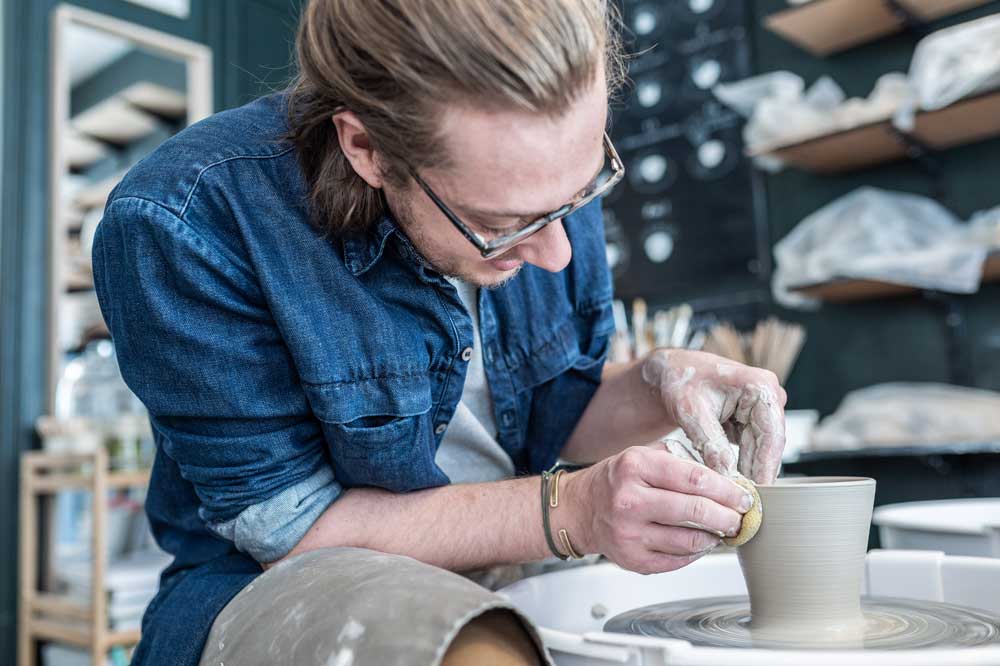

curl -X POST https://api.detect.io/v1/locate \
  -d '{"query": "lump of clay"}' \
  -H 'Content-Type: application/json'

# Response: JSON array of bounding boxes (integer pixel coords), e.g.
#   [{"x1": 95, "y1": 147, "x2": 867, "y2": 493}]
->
[{"x1": 723, "y1": 475, "x2": 762, "y2": 547}]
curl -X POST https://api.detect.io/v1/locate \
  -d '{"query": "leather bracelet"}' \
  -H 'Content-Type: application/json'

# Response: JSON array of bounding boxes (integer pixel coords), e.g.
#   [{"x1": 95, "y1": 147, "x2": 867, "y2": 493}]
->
[{"x1": 540, "y1": 467, "x2": 584, "y2": 560}]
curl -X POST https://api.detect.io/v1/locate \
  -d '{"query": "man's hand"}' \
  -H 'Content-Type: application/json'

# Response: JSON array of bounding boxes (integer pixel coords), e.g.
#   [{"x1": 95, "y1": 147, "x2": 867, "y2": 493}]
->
[
  {"x1": 641, "y1": 349, "x2": 787, "y2": 484},
  {"x1": 557, "y1": 445, "x2": 755, "y2": 574}
]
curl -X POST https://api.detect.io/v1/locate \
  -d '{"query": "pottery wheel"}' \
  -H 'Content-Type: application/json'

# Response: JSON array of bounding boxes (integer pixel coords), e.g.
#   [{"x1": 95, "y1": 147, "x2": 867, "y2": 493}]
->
[{"x1": 604, "y1": 596, "x2": 1000, "y2": 650}]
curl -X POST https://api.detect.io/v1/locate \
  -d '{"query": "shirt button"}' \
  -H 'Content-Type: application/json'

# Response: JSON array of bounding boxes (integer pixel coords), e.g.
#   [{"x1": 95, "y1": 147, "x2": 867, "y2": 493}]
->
[
  {"x1": 435, "y1": 423, "x2": 447, "y2": 435},
  {"x1": 501, "y1": 411, "x2": 514, "y2": 426},
  {"x1": 461, "y1": 347, "x2": 473, "y2": 362}
]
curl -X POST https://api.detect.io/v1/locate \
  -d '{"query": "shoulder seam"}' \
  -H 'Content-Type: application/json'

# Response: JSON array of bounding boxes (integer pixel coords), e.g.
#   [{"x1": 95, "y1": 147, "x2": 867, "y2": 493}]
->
[
  {"x1": 108, "y1": 194, "x2": 257, "y2": 283},
  {"x1": 178, "y1": 145, "x2": 297, "y2": 217}
]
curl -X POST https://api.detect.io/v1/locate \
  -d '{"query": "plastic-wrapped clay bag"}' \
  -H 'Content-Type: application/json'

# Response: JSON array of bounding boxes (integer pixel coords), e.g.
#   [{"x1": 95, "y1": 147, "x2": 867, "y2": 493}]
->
[
  {"x1": 810, "y1": 383, "x2": 1000, "y2": 452},
  {"x1": 714, "y1": 72, "x2": 840, "y2": 156},
  {"x1": 908, "y1": 13, "x2": 1000, "y2": 112},
  {"x1": 715, "y1": 72, "x2": 909, "y2": 171},
  {"x1": 772, "y1": 187, "x2": 992, "y2": 310}
]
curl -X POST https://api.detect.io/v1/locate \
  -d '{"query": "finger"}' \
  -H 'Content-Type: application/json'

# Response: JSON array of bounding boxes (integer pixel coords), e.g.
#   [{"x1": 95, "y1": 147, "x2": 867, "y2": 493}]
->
[
  {"x1": 738, "y1": 425, "x2": 757, "y2": 480},
  {"x1": 678, "y1": 396, "x2": 738, "y2": 477},
  {"x1": 621, "y1": 549, "x2": 709, "y2": 576},
  {"x1": 637, "y1": 522, "x2": 721, "y2": 556},
  {"x1": 660, "y1": 437, "x2": 703, "y2": 465},
  {"x1": 745, "y1": 388, "x2": 785, "y2": 484},
  {"x1": 637, "y1": 452, "x2": 754, "y2": 514},
  {"x1": 636, "y1": 486, "x2": 743, "y2": 538}
]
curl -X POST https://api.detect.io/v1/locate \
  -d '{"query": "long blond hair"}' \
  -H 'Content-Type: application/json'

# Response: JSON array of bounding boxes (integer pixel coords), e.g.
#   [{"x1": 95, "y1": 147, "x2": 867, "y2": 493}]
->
[{"x1": 285, "y1": 0, "x2": 625, "y2": 235}]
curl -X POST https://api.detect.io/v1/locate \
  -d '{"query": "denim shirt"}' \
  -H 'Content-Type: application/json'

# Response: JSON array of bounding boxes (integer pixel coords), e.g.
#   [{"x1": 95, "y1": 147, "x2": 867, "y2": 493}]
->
[{"x1": 92, "y1": 93, "x2": 613, "y2": 666}]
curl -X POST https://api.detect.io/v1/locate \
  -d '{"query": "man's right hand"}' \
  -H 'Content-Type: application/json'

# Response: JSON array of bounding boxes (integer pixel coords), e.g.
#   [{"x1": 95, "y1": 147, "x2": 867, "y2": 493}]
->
[{"x1": 556, "y1": 445, "x2": 755, "y2": 575}]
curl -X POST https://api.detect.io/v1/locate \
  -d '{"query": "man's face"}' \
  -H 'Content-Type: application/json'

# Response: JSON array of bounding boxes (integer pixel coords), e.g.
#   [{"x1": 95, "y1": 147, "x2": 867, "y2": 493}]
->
[{"x1": 384, "y1": 72, "x2": 609, "y2": 288}]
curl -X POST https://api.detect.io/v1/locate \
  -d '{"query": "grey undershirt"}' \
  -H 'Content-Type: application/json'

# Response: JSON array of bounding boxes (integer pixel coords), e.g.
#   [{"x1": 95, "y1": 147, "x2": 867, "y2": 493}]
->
[{"x1": 435, "y1": 278, "x2": 515, "y2": 484}]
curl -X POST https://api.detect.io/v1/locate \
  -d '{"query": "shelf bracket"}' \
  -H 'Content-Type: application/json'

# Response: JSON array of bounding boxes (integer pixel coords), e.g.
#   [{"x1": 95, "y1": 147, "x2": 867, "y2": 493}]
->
[
  {"x1": 887, "y1": 126, "x2": 946, "y2": 198},
  {"x1": 921, "y1": 291, "x2": 974, "y2": 387},
  {"x1": 882, "y1": 0, "x2": 929, "y2": 37}
]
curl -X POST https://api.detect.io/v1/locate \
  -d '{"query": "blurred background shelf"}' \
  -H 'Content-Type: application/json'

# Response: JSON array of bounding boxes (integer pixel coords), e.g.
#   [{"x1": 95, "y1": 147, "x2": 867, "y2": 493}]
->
[
  {"x1": 750, "y1": 89, "x2": 1000, "y2": 174},
  {"x1": 765, "y1": 0, "x2": 993, "y2": 56},
  {"x1": 19, "y1": 449, "x2": 153, "y2": 666},
  {"x1": 788, "y1": 251, "x2": 1000, "y2": 303}
]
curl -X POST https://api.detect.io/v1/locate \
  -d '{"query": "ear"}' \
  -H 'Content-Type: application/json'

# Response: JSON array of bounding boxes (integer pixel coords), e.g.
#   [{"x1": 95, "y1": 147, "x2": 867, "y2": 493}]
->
[{"x1": 332, "y1": 111, "x2": 384, "y2": 189}]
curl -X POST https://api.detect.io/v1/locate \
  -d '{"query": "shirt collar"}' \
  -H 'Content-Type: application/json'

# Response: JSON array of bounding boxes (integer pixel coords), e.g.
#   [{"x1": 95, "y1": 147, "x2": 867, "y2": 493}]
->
[{"x1": 341, "y1": 214, "x2": 399, "y2": 276}]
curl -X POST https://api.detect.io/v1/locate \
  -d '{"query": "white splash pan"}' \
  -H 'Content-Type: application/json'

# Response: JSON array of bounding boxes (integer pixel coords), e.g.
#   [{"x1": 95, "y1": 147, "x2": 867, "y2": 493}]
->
[
  {"x1": 500, "y1": 550, "x2": 1000, "y2": 666},
  {"x1": 874, "y1": 498, "x2": 1000, "y2": 557}
]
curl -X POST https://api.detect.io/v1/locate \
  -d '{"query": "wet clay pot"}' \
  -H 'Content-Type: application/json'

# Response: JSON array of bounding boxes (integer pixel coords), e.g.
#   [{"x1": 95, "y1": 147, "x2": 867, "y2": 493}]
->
[{"x1": 737, "y1": 477, "x2": 877, "y2": 644}]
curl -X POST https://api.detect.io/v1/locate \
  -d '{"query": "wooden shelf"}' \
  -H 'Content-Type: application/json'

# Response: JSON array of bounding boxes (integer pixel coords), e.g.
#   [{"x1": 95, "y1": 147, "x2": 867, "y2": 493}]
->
[
  {"x1": 789, "y1": 251, "x2": 1000, "y2": 303},
  {"x1": 765, "y1": 0, "x2": 993, "y2": 57},
  {"x1": 752, "y1": 89, "x2": 1000, "y2": 174},
  {"x1": 20, "y1": 449, "x2": 150, "y2": 666}
]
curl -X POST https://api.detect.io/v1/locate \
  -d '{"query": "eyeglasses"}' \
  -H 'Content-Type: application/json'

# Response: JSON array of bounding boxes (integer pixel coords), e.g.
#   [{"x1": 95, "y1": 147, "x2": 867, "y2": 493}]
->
[{"x1": 411, "y1": 133, "x2": 625, "y2": 259}]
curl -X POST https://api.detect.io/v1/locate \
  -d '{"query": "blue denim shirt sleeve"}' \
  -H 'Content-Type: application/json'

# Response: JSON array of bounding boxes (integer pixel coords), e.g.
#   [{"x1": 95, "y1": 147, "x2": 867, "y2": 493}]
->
[{"x1": 93, "y1": 194, "x2": 341, "y2": 563}]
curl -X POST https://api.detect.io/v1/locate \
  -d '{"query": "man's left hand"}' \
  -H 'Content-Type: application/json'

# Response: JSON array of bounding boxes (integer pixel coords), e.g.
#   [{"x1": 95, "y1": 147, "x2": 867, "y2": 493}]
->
[{"x1": 641, "y1": 349, "x2": 787, "y2": 484}]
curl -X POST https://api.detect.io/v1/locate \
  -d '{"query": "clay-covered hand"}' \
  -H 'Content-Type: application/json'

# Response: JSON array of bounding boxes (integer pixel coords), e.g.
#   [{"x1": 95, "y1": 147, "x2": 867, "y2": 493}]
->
[
  {"x1": 559, "y1": 445, "x2": 756, "y2": 574},
  {"x1": 641, "y1": 349, "x2": 787, "y2": 484}
]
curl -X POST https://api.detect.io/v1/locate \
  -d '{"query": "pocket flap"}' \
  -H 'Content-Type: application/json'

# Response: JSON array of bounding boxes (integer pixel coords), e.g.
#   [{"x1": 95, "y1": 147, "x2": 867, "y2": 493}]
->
[{"x1": 303, "y1": 374, "x2": 433, "y2": 424}]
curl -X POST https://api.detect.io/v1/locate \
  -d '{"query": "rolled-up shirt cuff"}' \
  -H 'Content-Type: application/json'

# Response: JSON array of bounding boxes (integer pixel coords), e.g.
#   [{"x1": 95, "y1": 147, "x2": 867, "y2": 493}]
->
[{"x1": 207, "y1": 465, "x2": 342, "y2": 563}]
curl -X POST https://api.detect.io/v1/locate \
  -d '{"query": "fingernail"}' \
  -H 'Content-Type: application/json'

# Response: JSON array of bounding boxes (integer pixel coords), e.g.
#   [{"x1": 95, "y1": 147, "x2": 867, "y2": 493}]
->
[
  {"x1": 726, "y1": 524, "x2": 739, "y2": 537},
  {"x1": 739, "y1": 493, "x2": 755, "y2": 513}
]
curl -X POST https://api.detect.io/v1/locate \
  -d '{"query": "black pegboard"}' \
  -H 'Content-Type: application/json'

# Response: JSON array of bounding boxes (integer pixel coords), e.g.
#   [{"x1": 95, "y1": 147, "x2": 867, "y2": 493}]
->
[{"x1": 605, "y1": 0, "x2": 768, "y2": 312}]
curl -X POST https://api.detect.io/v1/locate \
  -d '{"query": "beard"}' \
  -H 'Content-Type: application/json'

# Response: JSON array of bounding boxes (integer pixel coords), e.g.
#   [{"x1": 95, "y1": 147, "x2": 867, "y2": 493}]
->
[{"x1": 385, "y1": 188, "x2": 522, "y2": 289}]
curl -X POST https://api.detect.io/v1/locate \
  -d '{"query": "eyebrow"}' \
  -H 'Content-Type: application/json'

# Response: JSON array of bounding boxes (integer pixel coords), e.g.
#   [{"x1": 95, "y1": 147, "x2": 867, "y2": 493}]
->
[{"x1": 460, "y1": 158, "x2": 606, "y2": 222}]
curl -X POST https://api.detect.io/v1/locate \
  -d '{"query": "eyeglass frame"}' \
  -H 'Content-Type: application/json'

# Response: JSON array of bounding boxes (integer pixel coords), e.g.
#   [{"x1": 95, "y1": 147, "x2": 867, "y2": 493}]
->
[{"x1": 409, "y1": 132, "x2": 625, "y2": 259}]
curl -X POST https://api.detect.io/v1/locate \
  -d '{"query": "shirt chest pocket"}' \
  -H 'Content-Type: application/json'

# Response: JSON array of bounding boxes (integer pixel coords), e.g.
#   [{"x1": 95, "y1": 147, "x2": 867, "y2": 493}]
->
[{"x1": 303, "y1": 375, "x2": 446, "y2": 491}]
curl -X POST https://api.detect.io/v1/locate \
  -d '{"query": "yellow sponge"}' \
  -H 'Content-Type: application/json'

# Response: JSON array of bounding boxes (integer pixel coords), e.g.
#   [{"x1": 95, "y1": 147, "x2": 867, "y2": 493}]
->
[{"x1": 723, "y1": 475, "x2": 762, "y2": 547}]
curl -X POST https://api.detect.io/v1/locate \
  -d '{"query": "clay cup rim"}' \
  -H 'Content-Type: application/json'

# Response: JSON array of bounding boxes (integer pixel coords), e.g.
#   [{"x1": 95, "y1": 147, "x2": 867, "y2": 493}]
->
[{"x1": 756, "y1": 476, "x2": 875, "y2": 491}]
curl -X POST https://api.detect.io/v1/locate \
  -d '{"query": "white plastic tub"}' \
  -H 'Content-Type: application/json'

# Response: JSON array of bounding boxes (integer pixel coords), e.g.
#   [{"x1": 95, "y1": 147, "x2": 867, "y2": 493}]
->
[
  {"x1": 500, "y1": 550, "x2": 1000, "y2": 666},
  {"x1": 874, "y1": 499, "x2": 1000, "y2": 557}
]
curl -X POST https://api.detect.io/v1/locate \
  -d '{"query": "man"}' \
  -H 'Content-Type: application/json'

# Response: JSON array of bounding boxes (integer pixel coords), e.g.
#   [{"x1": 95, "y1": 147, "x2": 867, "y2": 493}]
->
[{"x1": 93, "y1": 1, "x2": 786, "y2": 664}]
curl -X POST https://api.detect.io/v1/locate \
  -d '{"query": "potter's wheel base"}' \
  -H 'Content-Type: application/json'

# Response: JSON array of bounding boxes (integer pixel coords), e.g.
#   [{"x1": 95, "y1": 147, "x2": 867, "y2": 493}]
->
[{"x1": 604, "y1": 596, "x2": 1000, "y2": 650}]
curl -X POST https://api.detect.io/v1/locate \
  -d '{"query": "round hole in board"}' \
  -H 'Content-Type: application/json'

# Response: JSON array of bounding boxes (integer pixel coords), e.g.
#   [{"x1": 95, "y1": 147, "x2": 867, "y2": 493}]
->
[
  {"x1": 637, "y1": 80, "x2": 663, "y2": 108},
  {"x1": 644, "y1": 230, "x2": 675, "y2": 264},
  {"x1": 698, "y1": 139, "x2": 726, "y2": 169},
  {"x1": 692, "y1": 59, "x2": 722, "y2": 89},
  {"x1": 633, "y1": 7, "x2": 658, "y2": 35},
  {"x1": 689, "y1": 0, "x2": 716, "y2": 14}
]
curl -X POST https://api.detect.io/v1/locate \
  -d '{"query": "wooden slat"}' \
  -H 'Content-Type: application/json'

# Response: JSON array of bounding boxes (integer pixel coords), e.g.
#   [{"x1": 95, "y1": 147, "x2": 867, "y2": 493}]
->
[
  {"x1": 19, "y1": 457, "x2": 37, "y2": 666},
  {"x1": 104, "y1": 629, "x2": 142, "y2": 648},
  {"x1": 108, "y1": 470, "x2": 152, "y2": 489},
  {"x1": 30, "y1": 474, "x2": 93, "y2": 493},
  {"x1": 914, "y1": 92, "x2": 1000, "y2": 150},
  {"x1": 30, "y1": 618, "x2": 92, "y2": 648},
  {"x1": 765, "y1": 0, "x2": 992, "y2": 57},
  {"x1": 92, "y1": 447, "x2": 109, "y2": 665},
  {"x1": 755, "y1": 121, "x2": 906, "y2": 174},
  {"x1": 31, "y1": 470, "x2": 151, "y2": 493},
  {"x1": 759, "y1": 90, "x2": 1000, "y2": 174},
  {"x1": 31, "y1": 592, "x2": 93, "y2": 622},
  {"x1": 790, "y1": 253, "x2": 1000, "y2": 303}
]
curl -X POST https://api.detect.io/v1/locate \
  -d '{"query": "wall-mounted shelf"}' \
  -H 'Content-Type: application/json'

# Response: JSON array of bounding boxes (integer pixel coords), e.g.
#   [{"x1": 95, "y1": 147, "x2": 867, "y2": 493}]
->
[
  {"x1": 765, "y1": 0, "x2": 993, "y2": 56},
  {"x1": 751, "y1": 89, "x2": 1000, "y2": 174},
  {"x1": 789, "y1": 252, "x2": 1000, "y2": 303}
]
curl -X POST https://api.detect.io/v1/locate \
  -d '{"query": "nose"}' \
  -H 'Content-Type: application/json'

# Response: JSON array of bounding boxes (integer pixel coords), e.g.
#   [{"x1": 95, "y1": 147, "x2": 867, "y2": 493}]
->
[{"x1": 511, "y1": 220, "x2": 573, "y2": 272}]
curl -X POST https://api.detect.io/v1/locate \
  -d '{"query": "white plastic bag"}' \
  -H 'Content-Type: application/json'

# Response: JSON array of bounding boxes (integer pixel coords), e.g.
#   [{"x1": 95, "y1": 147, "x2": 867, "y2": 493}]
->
[
  {"x1": 811, "y1": 383, "x2": 1000, "y2": 451},
  {"x1": 908, "y1": 13, "x2": 1000, "y2": 112},
  {"x1": 772, "y1": 188, "x2": 991, "y2": 310},
  {"x1": 714, "y1": 72, "x2": 909, "y2": 170}
]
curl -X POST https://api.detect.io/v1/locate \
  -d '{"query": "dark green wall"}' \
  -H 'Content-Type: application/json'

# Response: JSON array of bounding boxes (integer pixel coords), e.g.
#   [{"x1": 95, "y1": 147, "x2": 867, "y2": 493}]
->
[
  {"x1": 0, "y1": 0, "x2": 304, "y2": 660},
  {"x1": 750, "y1": 0, "x2": 1000, "y2": 415}
]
